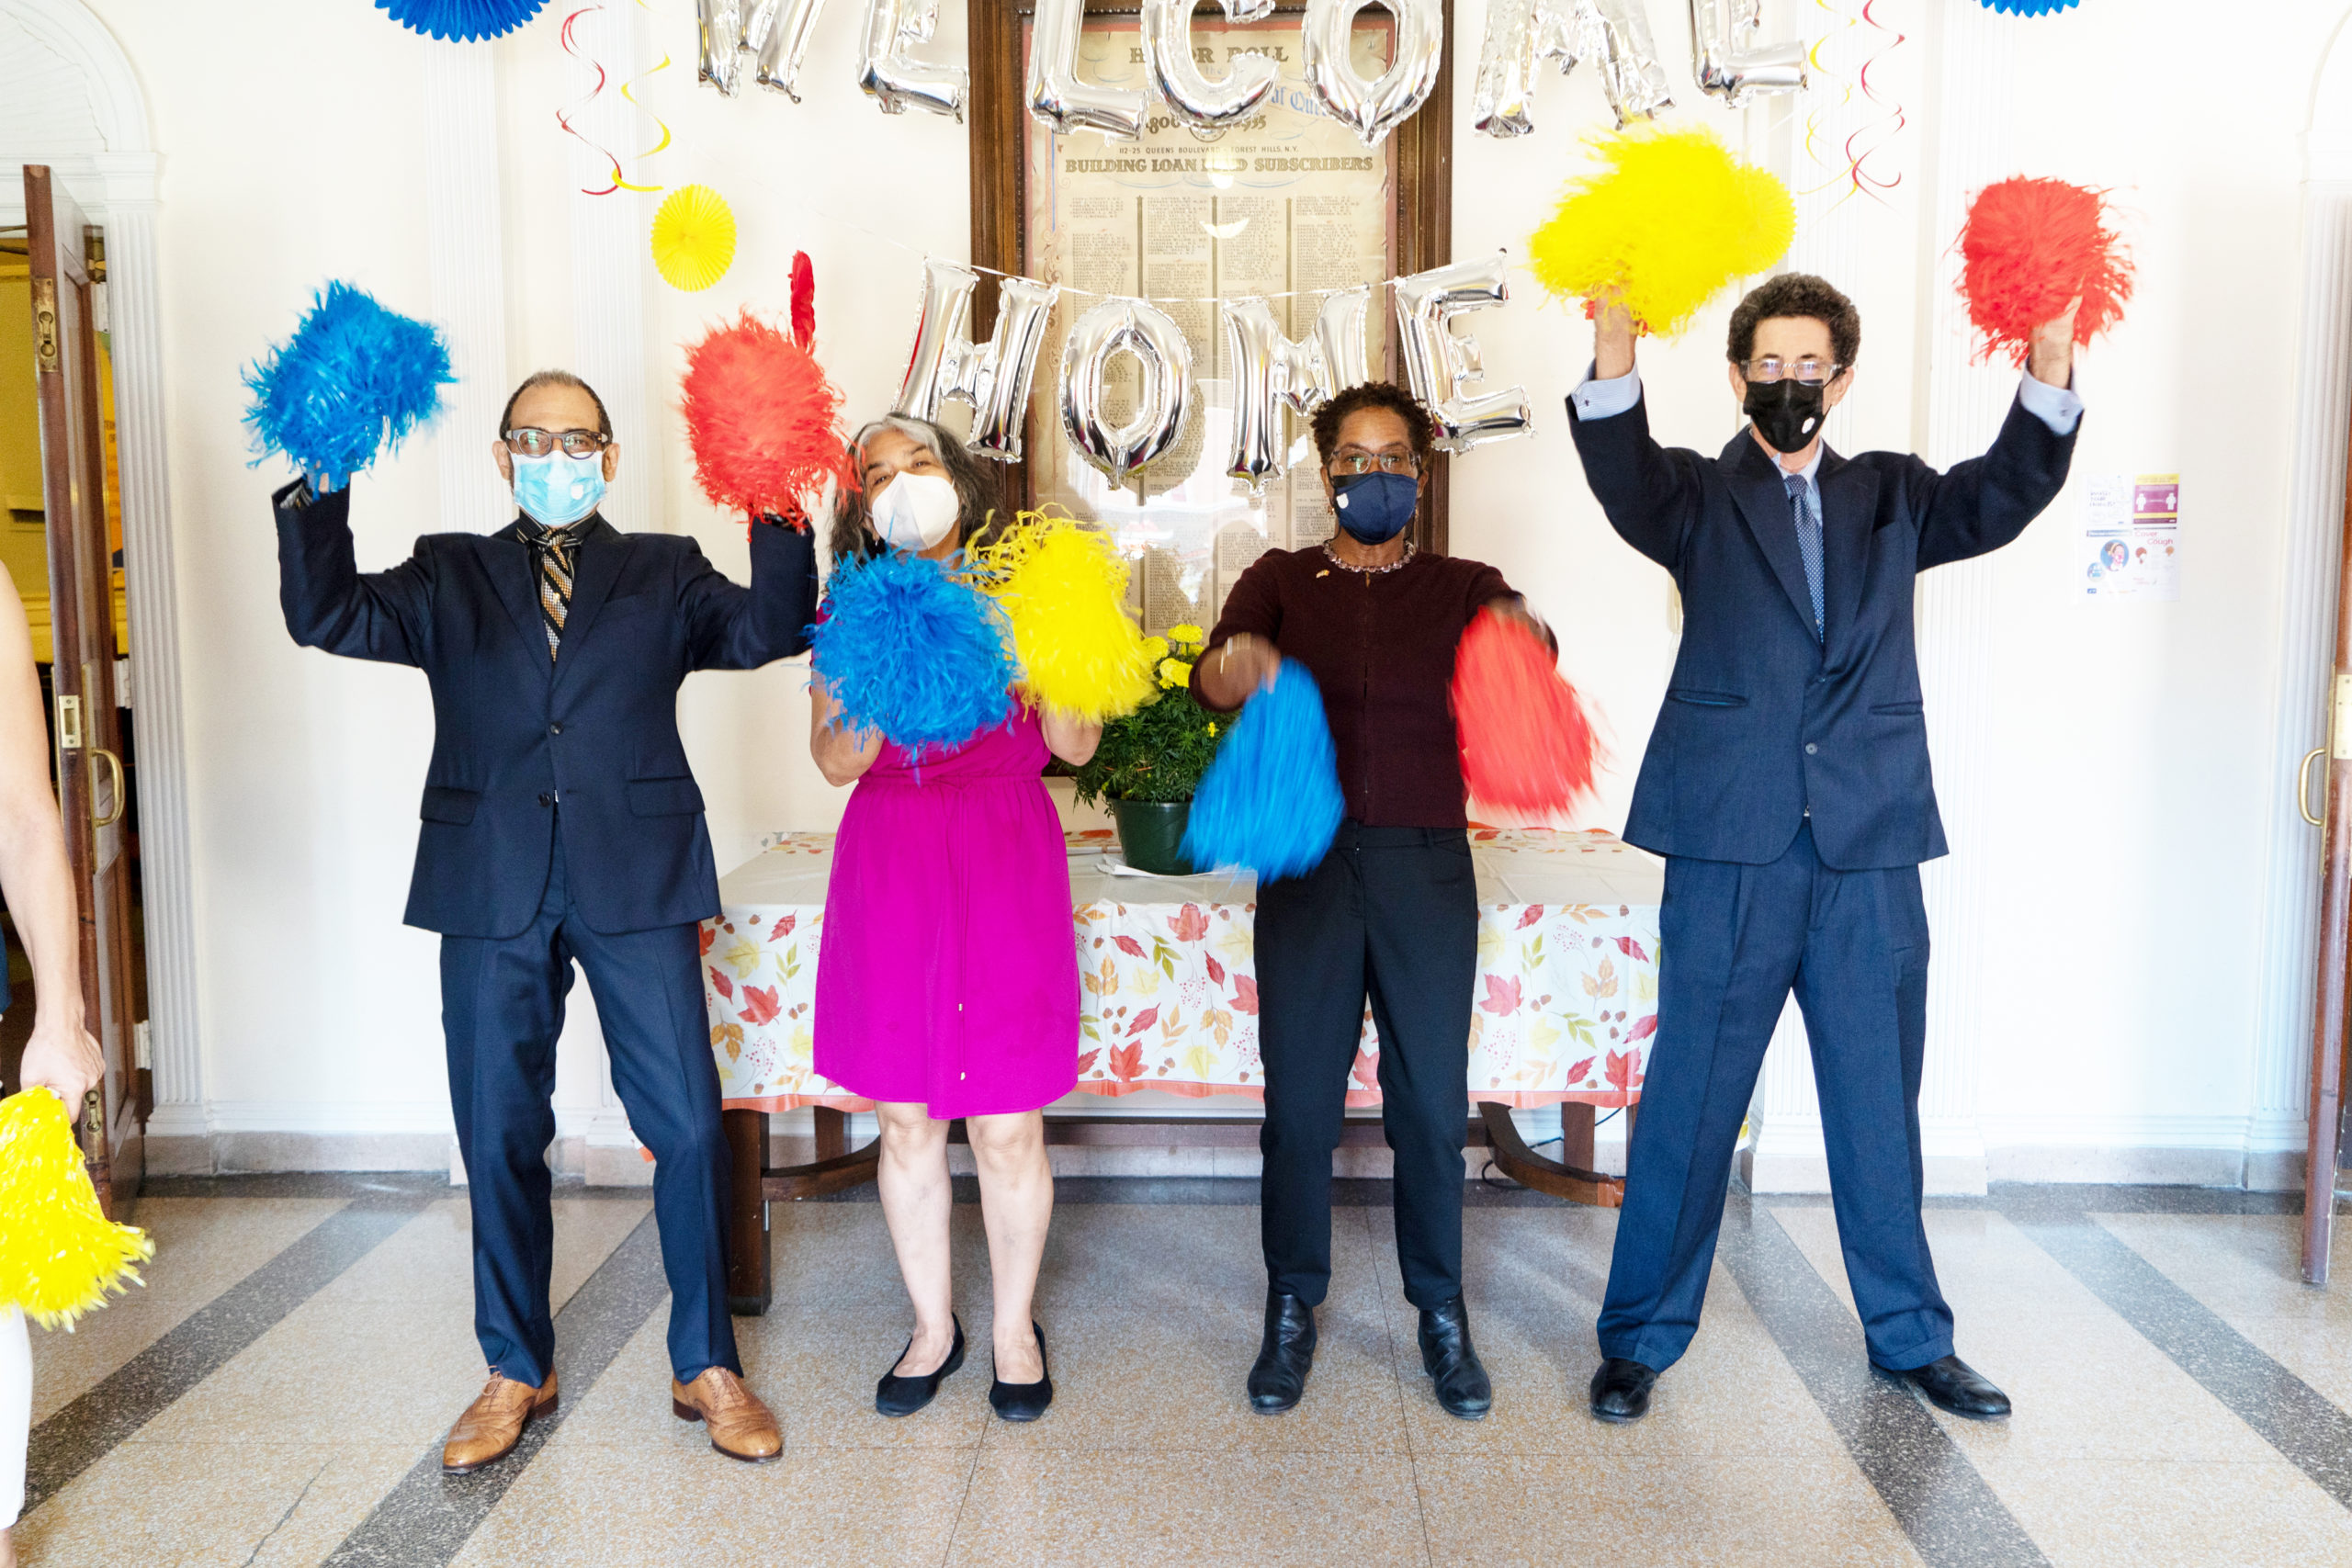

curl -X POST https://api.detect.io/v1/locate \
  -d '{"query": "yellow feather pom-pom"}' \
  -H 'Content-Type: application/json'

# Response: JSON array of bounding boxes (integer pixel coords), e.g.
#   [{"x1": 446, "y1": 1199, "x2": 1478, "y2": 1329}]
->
[
  {"x1": 1527, "y1": 122, "x2": 1797, "y2": 339},
  {"x1": 969, "y1": 511, "x2": 1156, "y2": 724},
  {"x1": 0, "y1": 1089, "x2": 153, "y2": 1330}
]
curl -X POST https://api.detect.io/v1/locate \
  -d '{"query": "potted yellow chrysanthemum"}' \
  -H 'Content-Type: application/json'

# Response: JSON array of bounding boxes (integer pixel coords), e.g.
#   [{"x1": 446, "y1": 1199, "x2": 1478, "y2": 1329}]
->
[{"x1": 1065, "y1": 624, "x2": 1228, "y2": 874}]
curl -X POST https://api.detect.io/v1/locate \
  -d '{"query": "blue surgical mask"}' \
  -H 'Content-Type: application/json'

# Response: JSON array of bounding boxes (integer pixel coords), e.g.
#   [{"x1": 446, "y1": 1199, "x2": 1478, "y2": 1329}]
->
[
  {"x1": 511, "y1": 449, "x2": 605, "y2": 527},
  {"x1": 1332, "y1": 471, "x2": 1418, "y2": 545}
]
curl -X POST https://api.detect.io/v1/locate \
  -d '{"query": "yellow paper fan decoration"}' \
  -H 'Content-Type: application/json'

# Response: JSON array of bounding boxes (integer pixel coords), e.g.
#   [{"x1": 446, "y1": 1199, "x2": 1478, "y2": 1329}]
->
[
  {"x1": 969, "y1": 510, "x2": 1156, "y2": 724},
  {"x1": 650, "y1": 184, "x2": 738, "y2": 293},
  {"x1": 1528, "y1": 123, "x2": 1796, "y2": 339},
  {"x1": 0, "y1": 1089, "x2": 153, "y2": 1331}
]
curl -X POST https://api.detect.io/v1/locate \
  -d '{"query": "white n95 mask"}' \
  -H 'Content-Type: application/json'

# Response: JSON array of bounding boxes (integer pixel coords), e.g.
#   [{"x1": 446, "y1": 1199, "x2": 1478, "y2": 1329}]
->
[{"x1": 871, "y1": 470, "x2": 961, "y2": 552}]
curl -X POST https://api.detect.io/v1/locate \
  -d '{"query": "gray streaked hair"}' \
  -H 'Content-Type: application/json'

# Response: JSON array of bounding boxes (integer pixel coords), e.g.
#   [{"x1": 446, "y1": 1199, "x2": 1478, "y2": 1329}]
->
[{"x1": 833, "y1": 415, "x2": 999, "y2": 564}]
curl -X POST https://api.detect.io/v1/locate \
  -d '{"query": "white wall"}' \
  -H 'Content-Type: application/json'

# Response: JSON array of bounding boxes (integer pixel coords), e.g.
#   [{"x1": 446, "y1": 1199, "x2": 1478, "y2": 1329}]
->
[{"x1": 64, "y1": 0, "x2": 2346, "y2": 1178}]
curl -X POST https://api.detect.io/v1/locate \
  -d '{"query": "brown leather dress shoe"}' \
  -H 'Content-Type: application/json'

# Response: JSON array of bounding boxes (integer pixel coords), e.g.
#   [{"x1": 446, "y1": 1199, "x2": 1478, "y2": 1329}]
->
[
  {"x1": 671, "y1": 1367, "x2": 782, "y2": 1462},
  {"x1": 442, "y1": 1368, "x2": 558, "y2": 1473}
]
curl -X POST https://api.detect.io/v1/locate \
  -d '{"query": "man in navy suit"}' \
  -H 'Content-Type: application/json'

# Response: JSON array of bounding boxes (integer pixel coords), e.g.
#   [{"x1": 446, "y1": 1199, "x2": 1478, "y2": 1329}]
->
[
  {"x1": 276, "y1": 370, "x2": 818, "y2": 1470},
  {"x1": 1567, "y1": 276, "x2": 2082, "y2": 1422}
]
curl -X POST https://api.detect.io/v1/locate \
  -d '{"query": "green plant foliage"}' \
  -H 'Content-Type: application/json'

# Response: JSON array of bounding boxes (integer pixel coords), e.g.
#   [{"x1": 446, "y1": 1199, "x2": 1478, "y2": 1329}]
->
[{"x1": 1066, "y1": 626, "x2": 1228, "y2": 806}]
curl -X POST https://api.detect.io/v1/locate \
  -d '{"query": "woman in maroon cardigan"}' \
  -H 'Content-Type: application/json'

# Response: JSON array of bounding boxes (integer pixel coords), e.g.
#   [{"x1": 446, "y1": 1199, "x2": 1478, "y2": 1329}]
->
[{"x1": 1193, "y1": 381, "x2": 1550, "y2": 1424}]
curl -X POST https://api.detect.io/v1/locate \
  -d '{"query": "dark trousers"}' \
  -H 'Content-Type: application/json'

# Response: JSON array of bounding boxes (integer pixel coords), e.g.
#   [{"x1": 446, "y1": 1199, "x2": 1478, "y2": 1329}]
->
[
  {"x1": 1257, "y1": 822, "x2": 1477, "y2": 1311},
  {"x1": 1598, "y1": 820, "x2": 1952, "y2": 1372},
  {"x1": 440, "y1": 831, "x2": 739, "y2": 1387}
]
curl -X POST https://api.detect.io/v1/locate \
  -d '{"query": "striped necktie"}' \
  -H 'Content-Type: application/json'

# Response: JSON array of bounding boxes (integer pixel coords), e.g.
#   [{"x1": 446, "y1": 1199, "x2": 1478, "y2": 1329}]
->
[
  {"x1": 525, "y1": 521, "x2": 582, "y2": 660},
  {"x1": 1784, "y1": 472, "x2": 1824, "y2": 641}
]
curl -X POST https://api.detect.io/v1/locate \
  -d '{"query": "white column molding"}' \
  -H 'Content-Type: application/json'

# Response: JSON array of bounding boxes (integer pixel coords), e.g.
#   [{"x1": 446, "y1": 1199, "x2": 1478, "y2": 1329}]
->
[
  {"x1": 2250, "y1": 175, "x2": 2352, "y2": 1177},
  {"x1": 1903, "y1": 0, "x2": 2017, "y2": 1197},
  {"x1": 0, "y1": 0, "x2": 204, "y2": 1129},
  {"x1": 422, "y1": 40, "x2": 513, "y2": 533},
  {"x1": 564, "y1": 2, "x2": 658, "y2": 532}
]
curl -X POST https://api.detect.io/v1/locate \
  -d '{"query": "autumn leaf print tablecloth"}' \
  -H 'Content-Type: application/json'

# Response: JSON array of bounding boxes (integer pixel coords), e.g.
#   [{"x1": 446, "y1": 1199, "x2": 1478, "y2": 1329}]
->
[{"x1": 704, "y1": 828, "x2": 1662, "y2": 1114}]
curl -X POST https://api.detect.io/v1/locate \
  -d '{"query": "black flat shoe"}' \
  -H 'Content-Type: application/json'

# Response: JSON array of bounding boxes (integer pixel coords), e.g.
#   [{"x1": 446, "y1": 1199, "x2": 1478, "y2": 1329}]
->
[
  {"x1": 1877, "y1": 1353, "x2": 2010, "y2": 1419},
  {"x1": 1417, "y1": 1296, "x2": 1493, "y2": 1420},
  {"x1": 989, "y1": 1324, "x2": 1053, "y2": 1422},
  {"x1": 1248, "y1": 1291, "x2": 1317, "y2": 1415},
  {"x1": 876, "y1": 1317, "x2": 965, "y2": 1417},
  {"x1": 1589, "y1": 1357, "x2": 1657, "y2": 1423}
]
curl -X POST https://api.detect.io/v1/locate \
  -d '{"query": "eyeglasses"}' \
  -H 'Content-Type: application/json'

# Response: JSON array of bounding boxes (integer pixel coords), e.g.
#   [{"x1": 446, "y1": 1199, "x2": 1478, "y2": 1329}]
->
[
  {"x1": 505, "y1": 427, "x2": 608, "y2": 458},
  {"x1": 1741, "y1": 357, "x2": 1842, "y2": 387},
  {"x1": 1328, "y1": 452, "x2": 1421, "y2": 476}
]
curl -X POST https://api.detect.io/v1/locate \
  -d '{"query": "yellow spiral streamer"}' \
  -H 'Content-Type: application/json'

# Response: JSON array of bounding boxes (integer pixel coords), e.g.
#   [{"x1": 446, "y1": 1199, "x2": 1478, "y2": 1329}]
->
[
  {"x1": 970, "y1": 511, "x2": 1156, "y2": 724},
  {"x1": 0, "y1": 1089, "x2": 153, "y2": 1331},
  {"x1": 650, "y1": 185, "x2": 738, "y2": 293},
  {"x1": 1528, "y1": 123, "x2": 1796, "y2": 339}
]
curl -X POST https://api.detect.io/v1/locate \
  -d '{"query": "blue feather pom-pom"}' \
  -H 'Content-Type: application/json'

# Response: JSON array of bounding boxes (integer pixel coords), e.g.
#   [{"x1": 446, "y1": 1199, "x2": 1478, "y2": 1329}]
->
[
  {"x1": 375, "y1": 0, "x2": 550, "y2": 41},
  {"x1": 1182, "y1": 660, "x2": 1345, "y2": 882},
  {"x1": 243, "y1": 282, "x2": 453, "y2": 494},
  {"x1": 810, "y1": 553, "x2": 1016, "y2": 756}
]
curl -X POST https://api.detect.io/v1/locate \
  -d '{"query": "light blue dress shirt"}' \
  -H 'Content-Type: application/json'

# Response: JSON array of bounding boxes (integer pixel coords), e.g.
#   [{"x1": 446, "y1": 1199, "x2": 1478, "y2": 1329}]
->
[{"x1": 1568, "y1": 362, "x2": 2085, "y2": 437}]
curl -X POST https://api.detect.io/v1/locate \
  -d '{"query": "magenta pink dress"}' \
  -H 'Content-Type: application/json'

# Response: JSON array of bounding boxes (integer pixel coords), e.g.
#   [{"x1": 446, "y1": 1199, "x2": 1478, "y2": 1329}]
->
[{"x1": 813, "y1": 707, "x2": 1080, "y2": 1118}]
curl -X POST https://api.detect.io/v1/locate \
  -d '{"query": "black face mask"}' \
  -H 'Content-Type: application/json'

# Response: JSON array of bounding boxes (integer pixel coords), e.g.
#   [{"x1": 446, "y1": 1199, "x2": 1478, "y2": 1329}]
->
[{"x1": 1743, "y1": 378, "x2": 1827, "y2": 455}]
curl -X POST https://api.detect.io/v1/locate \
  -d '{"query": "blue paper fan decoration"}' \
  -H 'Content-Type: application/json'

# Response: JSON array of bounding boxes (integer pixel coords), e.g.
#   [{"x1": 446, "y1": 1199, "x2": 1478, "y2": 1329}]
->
[
  {"x1": 1182, "y1": 660, "x2": 1345, "y2": 883},
  {"x1": 375, "y1": 0, "x2": 551, "y2": 42},
  {"x1": 809, "y1": 553, "x2": 1016, "y2": 756},
  {"x1": 243, "y1": 282, "x2": 453, "y2": 494},
  {"x1": 1974, "y1": 0, "x2": 2079, "y2": 14}
]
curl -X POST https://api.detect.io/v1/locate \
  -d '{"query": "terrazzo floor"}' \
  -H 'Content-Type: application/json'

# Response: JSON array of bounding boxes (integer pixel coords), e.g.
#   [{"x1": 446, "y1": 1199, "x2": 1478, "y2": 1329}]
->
[{"x1": 11, "y1": 1172, "x2": 2352, "y2": 1566}]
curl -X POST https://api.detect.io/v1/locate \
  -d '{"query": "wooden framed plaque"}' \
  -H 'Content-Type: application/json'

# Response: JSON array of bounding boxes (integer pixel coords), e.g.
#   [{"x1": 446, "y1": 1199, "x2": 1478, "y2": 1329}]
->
[{"x1": 969, "y1": 0, "x2": 1455, "y2": 632}]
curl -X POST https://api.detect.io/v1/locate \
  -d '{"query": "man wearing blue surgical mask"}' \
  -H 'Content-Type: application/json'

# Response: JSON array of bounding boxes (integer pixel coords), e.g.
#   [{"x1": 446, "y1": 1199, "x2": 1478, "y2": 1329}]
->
[{"x1": 272, "y1": 368, "x2": 819, "y2": 1474}]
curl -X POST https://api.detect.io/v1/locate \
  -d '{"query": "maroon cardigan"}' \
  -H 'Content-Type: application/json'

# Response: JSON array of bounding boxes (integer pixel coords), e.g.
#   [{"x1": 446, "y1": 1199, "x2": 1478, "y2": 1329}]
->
[{"x1": 1193, "y1": 546, "x2": 1523, "y2": 829}]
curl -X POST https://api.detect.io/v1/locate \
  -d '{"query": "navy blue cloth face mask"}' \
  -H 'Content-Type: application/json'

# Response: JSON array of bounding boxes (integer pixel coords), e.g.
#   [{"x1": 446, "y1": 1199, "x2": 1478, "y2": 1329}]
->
[{"x1": 1332, "y1": 471, "x2": 1419, "y2": 545}]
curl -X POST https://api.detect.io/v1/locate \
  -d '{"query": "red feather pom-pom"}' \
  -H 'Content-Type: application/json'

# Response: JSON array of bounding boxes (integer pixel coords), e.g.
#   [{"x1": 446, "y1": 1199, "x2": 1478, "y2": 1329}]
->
[
  {"x1": 680, "y1": 310, "x2": 849, "y2": 531},
  {"x1": 1453, "y1": 611, "x2": 1600, "y2": 821},
  {"x1": 789, "y1": 251, "x2": 816, "y2": 349},
  {"x1": 1957, "y1": 175, "x2": 2132, "y2": 367}
]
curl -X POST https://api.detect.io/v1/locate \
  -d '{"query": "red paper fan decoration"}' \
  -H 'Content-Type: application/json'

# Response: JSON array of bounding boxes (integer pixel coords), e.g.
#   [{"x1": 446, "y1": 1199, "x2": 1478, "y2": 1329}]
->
[
  {"x1": 1453, "y1": 611, "x2": 1600, "y2": 820},
  {"x1": 680, "y1": 310, "x2": 850, "y2": 531},
  {"x1": 1957, "y1": 175, "x2": 2132, "y2": 367}
]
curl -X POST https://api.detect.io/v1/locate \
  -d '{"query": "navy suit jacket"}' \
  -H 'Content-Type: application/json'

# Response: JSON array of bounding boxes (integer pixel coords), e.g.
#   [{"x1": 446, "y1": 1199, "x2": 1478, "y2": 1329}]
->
[
  {"x1": 1568, "y1": 393, "x2": 2076, "y2": 870},
  {"x1": 275, "y1": 479, "x2": 819, "y2": 937}
]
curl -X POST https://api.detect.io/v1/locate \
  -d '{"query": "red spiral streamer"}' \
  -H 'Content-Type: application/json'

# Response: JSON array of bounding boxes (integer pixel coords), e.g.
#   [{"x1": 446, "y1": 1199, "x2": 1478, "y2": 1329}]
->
[{"x1": 557, "y1": 3, "x2": 672, "y2": 197}]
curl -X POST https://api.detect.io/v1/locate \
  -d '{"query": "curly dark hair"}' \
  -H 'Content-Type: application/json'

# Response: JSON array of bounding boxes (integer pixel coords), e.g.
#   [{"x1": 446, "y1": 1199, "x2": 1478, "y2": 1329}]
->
[
  {"x1": 831, "y1": 416, "x2": 999, "y2": 565},
  {"x1": 1726, "y1": 273, "x2": 1860, "y2": 373},
  {"x1": 1309, "y1": 381, "x2": 1437, "y2": 471}
]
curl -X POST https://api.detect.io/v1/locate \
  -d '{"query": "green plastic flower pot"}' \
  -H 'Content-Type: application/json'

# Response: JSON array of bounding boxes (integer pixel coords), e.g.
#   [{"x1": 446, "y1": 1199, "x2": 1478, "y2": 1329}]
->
[{"x1": 1110, "y1": 799, "x2": 1197, "y2": 876}]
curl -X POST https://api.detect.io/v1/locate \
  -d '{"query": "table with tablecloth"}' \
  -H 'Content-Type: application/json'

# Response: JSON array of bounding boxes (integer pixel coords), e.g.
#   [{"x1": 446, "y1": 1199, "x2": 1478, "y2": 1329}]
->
[{"x1": 701, "y1": 828, "x2": 1663, "y2": 1113}]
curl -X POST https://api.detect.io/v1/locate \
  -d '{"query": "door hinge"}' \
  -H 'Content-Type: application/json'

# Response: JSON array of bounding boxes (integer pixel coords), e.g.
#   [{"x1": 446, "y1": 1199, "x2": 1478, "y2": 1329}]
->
[
  {"x1": 32, "y1": 277, "x2": 60, "y2": 373},
  {"x1": 56, "y1": 693, "x2": 82, "y2": 750}
]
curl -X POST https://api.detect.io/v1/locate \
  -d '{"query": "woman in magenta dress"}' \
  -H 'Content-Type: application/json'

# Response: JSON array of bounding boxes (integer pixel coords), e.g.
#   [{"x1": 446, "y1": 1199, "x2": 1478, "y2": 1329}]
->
[{"x1": 810, "y1": 415, "x2": 1097, "y2": 1423}]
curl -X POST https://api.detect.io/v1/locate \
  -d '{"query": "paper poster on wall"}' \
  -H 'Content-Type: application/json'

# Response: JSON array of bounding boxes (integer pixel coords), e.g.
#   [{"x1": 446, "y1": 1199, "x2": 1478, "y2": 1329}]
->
[{"x1": 2078, "y1": 471, "x2": 2179, "y2": 602}]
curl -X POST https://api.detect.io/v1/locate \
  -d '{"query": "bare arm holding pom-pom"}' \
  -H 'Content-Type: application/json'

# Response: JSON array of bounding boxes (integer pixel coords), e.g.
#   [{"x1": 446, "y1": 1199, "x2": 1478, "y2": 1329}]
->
[
  {"x1": 1040, "y1": 710, "x2": 1101, "y2": 768},
  {"x1": 809, "y1": 674, "x2": 884, "y2": 788},
  {"x1": 0, "y1": 563, "x2": 99, "y2": 1110}
]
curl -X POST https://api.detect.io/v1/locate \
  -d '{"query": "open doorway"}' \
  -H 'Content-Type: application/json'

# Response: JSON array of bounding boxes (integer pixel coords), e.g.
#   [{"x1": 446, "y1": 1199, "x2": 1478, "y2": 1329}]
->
[{"x1": 0, "y1": 221, "x2": 150, "y2": 1150}]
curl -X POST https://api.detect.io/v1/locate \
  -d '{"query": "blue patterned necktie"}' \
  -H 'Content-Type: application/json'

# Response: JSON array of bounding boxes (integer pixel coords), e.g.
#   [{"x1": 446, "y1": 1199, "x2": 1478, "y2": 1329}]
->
[{"x1": 1785, "y1": 472, "x2": 1824, "y2": 641}]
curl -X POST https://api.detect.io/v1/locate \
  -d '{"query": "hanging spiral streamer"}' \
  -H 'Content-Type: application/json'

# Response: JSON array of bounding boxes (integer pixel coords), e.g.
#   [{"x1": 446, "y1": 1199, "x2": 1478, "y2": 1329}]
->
[{"x1": 558, "y1": 3, "x2": 673, "y2": 197}]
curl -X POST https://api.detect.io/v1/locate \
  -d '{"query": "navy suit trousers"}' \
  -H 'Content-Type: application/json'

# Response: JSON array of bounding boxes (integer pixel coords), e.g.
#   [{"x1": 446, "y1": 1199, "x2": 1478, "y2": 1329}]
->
[
  {"x1": 441, "y1": 827, "x2": 737, "y2": 1386},
  {"x1": 1599, "y1": 821, "x2": 1954, "y2": 1372}
]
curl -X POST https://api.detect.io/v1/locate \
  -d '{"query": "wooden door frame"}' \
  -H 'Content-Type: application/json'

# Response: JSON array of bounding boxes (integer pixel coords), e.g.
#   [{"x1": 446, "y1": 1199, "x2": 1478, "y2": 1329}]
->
[
  {"x1": 3, "y1": 0, "x2": 202, "y2": 1155},
  {"x1": 968, "y1": 0, "x2": 1455, "y2": 554}
]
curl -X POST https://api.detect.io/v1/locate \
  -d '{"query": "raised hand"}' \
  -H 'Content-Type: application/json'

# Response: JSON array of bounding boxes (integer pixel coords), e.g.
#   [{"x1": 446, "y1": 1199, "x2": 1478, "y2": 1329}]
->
[
  {"x1": 1592, "y1": 287, "x2": 1639, "y2": 380},
  {"x1": 2028, "y1": 295, "x2": 2081, "y2": 389}
]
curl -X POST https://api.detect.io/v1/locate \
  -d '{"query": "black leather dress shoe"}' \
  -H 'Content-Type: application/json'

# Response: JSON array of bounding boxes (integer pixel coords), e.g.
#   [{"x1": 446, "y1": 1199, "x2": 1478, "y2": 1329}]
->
[
  {"x1": 1589, "y1": 1357, "x2": 1658, "y2": 1423},
  {"x1": 989, "y1": 1324, "x2": 1054, "y2": 1422},
  {"x1": 1417, "y1": 1297, "x2": 1493, "y2": 1420},
  {"x1": 1878, "y1": 1354, "x2": 2011, "y2": 1418},
  {"x1": 1248, "y1": 1292, "x2": 1317, "y2": 1414},
  {"x1": 876, "y1": 1316, "x2": 965, "y2": 1417}
]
